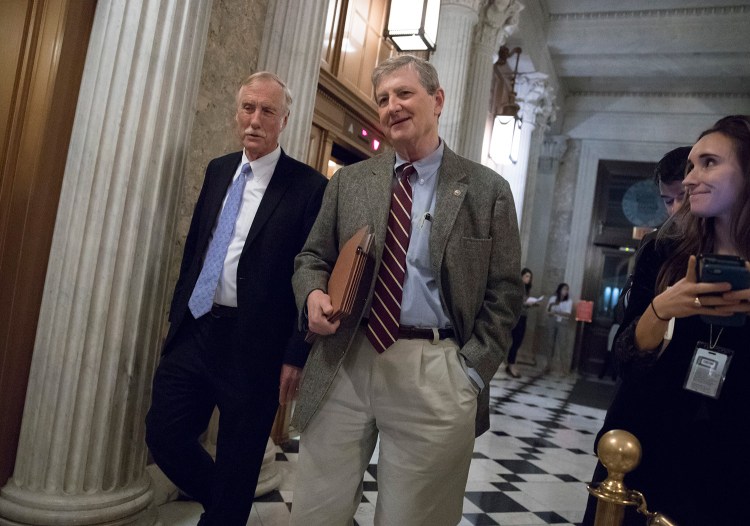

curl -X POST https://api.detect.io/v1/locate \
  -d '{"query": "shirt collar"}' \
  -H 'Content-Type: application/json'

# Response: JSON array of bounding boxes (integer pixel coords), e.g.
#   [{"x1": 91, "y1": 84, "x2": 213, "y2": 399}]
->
[
  {"x1": 394, "y1": 139, "x2": 444, "y2": 182},
  {"x1": 241, "y1": 145, "x2": 281, "y2": 184}
]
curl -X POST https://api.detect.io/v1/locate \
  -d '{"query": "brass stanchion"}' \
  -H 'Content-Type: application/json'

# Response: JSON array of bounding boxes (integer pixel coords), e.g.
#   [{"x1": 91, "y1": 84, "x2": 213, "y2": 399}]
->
[{"x1": 587, "y1": 429, "x2": 677, "y2": 526}]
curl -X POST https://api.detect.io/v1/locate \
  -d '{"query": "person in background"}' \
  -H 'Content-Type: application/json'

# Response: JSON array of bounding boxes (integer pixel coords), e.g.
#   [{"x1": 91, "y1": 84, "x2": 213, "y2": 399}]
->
[
  {"x1": 289, "y1": 54, "x2": 522, "y2": 526},
  {"x1": 545, "y1": 282, "x2": 573, "y2": 375},
  {"x1": 145, "y1": 72, "x2": 327, "y2": 525},
  {"x1": 656, "y1": 145, "x2": 692, "y2": 217},
  {"x1": 506, "y1": 268, "x2": 539, "y2": 378},
  {"x1": 583, "y1": 115, "x2": 750, "y2": 526},
  {"x1": 601, "y1": 146, "x2": 692, "y2": 379}
]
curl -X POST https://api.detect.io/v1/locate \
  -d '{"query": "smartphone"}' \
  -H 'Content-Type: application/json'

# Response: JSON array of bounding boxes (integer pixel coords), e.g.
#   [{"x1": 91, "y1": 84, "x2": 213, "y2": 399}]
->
[{"x1": 698, "y1": 254, "x2": 750, "y2": 327}]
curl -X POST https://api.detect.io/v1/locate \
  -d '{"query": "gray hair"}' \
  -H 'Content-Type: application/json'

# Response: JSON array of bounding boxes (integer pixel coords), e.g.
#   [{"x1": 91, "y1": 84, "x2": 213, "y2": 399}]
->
[
  {"x1": 371, "y1": 55, "x2": 441, "y2": 95},
  {"x1": 237, "y1": 71, "x2": 293, "y2": 114}
]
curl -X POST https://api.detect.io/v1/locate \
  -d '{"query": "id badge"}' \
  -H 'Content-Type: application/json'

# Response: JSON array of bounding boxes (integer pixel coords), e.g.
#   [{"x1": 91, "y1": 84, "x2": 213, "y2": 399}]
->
[{"x1": 683, "y1": 343, "x2": 734, "y2": 399}]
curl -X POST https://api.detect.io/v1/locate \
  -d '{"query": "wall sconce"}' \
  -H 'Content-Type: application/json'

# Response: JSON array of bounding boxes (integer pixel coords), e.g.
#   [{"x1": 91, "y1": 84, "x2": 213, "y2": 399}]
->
[
  {"x1": 384, "y1": 0, "x2": 441, "y2": 52},
  {"x1": 489, "y1": 45, "x2": 523, "y2": 165},
  {"x1": 490, "y1": 115, "x2": 522, "y2": 165}
]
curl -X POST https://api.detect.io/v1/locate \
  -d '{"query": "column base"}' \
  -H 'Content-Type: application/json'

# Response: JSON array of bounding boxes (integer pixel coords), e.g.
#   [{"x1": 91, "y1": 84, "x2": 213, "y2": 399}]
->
[
  {"x1": 255, "y1": 437, "x2": 281, "y2": 497},
  {"x1": 0, "y1": 475, "x2": 156, "y2": 526}
]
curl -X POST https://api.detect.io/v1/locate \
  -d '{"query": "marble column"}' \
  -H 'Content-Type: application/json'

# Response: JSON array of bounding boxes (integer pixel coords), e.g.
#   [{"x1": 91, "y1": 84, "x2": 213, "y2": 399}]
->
[
  {"x1": 258, "y1": 0, "x2": 329, "y2": 162},
  {"x1": 460, "y1": 0, "x2": 523, "y2": 161},
  {"x1": 517, "y1": 76, "x2": 557, "y2": 254},
  {"x1": 254, "y1": 1, "x2": 329, "y2": 491},
  {"x1": 431, "y1": 0, "x2": 481, "y2": 150},
  {"x1": 518, "y1": 134, "x2": 568, "y2": 365},
  {"x1": 505, "y1": 73, "x2": 556, "y2": 225},
  {"x1": 0, "y1": 1, "x2": 212, "y2": 524}
]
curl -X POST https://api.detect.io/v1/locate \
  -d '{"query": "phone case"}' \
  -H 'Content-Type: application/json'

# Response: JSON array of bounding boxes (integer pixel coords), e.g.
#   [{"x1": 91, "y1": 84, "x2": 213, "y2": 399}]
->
[{"x1": 698, "y1": 254, "x2": 750, "y2": 326}]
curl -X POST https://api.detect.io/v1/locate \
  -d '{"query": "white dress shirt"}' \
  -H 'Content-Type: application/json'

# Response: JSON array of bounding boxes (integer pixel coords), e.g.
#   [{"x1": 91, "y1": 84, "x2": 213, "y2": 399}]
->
[{"x1": 213, "y1": 146, "x2": 280, "y2": 306}]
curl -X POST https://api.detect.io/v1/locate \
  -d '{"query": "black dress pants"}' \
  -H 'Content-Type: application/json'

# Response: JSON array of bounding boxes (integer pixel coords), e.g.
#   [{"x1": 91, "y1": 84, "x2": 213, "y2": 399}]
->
[
  {"x1": 145, "y1": 314, "x2": 279, "y2": 525},
  {"x1": 507, "y1": 314, "x2": 527, "y2": 365}
]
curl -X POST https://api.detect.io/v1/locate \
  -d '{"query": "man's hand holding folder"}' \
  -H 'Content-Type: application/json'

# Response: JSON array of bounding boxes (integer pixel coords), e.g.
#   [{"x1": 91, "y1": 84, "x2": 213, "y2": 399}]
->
[{"x1": 305, "y1": 226, "x2": 374, "y2": 343}]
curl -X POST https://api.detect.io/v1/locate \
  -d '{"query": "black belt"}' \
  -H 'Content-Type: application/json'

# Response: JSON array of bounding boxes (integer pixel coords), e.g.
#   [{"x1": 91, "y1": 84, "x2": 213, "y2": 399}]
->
[
  {"x1": 360, "y1": 319, "x2": 454, "y2": 340},
  {"x1": 399, "y1": 326, "x2": 454, "y2": 340},
  {"x1": 210, "y1": 304, "x2": 238, "y2": 318}
]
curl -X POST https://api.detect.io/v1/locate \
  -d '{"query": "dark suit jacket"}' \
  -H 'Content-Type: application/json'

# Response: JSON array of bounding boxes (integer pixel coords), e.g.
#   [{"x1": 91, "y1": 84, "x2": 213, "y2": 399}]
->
[
  {"x1": 292, "y1": 146, "x2": 522, "y2": 436},
  {"x1": 165, "y1": 149, "x2": 327, "y2": 389}
]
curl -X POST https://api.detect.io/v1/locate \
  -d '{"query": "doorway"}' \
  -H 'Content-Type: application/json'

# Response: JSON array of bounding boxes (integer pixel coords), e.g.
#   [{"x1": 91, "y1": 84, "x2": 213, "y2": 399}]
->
[
  {"x1": 0, "y1": 0, "x2": 96, "y2": 485},
  {"x1": 578, "y1": 159, "x2": 660, "y2": 376}
]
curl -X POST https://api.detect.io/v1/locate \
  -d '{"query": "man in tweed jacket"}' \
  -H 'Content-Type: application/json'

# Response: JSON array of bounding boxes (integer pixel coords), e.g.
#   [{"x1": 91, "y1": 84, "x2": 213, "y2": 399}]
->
[{"x1": 290, "y1": 55, "x2": 522, "y2": 525}]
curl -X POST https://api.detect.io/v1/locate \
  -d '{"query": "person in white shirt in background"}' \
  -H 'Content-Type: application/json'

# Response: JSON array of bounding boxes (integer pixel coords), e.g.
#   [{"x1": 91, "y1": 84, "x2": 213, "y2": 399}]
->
[{"x1": 545, "y1": 282, "x2": 573, "y2": 375}]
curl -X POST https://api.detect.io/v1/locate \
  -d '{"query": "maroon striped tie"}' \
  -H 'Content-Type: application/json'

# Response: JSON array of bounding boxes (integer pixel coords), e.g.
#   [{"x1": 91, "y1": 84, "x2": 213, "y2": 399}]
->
[{"x1": 367, "y1": 163, "x2": 415, "y2": 353}]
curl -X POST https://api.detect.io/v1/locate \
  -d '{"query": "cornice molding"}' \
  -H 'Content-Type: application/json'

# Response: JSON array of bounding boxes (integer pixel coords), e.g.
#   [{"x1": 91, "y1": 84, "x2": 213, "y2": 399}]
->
[
  {"x1": 317, "y1": 68, "x2": 380, "y2": 129},
  {"x1": 441, "y1": 0, "x2": 483, "y2": 12},
  {"x1": 550, "y1": 6, "x2": 750, "y2": 21},
  {"x1": 569, "y1": 91, "x2": 750, "y2": 99}
]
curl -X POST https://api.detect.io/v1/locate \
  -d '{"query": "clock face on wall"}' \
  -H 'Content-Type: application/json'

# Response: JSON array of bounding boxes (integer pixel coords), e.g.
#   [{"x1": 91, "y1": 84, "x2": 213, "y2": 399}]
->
[{"x1": 621, "y1": 179, "x2": 668, "y2": 227}]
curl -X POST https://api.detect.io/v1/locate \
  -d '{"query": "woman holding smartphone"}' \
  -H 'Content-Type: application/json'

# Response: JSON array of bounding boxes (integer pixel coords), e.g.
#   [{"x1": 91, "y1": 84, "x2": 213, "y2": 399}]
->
[{"x1": 583, "y1": 115, "x2": 750, "y2": 526}]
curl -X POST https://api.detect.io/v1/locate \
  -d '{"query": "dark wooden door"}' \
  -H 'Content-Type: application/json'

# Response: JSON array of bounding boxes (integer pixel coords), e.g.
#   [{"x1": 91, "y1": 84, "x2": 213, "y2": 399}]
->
[{"x1": 0, "y1": 0, "x2": 96, "y2": 485}]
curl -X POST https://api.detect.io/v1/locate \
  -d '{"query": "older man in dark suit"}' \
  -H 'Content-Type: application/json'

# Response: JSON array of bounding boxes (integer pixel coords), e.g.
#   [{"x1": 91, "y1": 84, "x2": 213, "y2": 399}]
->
[
  {"x1": 145, "y1": 72, "x2": 326, "y2": 525},
  {"x1": 290, "y1": 55, "x2": 522, "y2": 525}
]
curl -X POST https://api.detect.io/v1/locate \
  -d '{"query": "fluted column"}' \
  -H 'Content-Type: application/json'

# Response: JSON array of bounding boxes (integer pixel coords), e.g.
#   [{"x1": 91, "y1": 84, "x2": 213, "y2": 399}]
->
[
  {"x1": 0, "y1": 1, "x2": 212, "y2": 524},
  {"x1": 460, "y1": 0, "x2": 523, "y2": 161},
  {"x1": 524, "y1": 134, "x2": 568, "y2": 272},
  {"x1": 517, "y1": 75, "x2": 557, "y2": 250},
  {"x1": 431, "y1": 0, "x2": 481, "y2": 149},
  {"x1": 258, "y1": 0, "x2": 328, "y2": 162},
  {"x1": 517, "y1": 134, "x2": 567, "y2": 364}
]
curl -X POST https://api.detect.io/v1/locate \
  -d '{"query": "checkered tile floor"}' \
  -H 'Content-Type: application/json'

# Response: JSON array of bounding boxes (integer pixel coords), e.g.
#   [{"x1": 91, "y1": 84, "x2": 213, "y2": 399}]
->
[{"x1": 159, "y1": 365, "x2": 609, "y2": 525}]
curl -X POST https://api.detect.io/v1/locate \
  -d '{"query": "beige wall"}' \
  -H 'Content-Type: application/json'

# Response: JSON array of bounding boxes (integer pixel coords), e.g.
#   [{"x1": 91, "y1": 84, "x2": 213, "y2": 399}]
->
[{"x1": 164, "y1": 0, "x2": 269, "y2": 329}]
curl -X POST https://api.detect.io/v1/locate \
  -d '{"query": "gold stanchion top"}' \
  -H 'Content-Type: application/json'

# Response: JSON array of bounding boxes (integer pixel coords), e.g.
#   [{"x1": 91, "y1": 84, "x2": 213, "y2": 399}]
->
[
  {"x1": 598, "y1": 429, "x2": 642, "y2": 475},
  {"x1": 587, "y1": 429, "x2": 643, "y2": 507}
]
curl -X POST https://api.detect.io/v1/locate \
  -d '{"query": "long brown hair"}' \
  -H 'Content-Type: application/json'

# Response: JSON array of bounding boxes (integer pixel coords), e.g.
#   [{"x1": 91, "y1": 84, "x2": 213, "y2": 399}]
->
[{"x1": 656, "y1": 115, "x2": 750, "y2": 291}]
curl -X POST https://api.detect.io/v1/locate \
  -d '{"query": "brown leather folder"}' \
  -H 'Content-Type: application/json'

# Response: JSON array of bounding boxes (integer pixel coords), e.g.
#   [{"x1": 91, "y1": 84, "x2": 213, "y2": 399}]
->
[{"x1": 305, "y1": 225, "x2": 374, "y2": 343}]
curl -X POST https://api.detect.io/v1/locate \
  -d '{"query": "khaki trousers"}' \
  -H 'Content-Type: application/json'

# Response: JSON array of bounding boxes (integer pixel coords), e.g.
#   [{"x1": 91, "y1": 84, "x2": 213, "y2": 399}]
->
[{"x1": 290, "y1": 328, "x2": 478, "y2": 526}]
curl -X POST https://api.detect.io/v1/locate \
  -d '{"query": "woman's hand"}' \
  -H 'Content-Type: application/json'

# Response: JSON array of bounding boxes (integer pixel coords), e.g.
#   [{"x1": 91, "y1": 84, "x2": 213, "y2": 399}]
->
[
  {"x1": 636, "y1": 255, "x2": 734, "y2": 352},
  {"x1": 651, "y1": 255, "x2": 736, "y2": 320},
  {"x1": 712, "y1": 260, "x2": 750, "y2": 316}
]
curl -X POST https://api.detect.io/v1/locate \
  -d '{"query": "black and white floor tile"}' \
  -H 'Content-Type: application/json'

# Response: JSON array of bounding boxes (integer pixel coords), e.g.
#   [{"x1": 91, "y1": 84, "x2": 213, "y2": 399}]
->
[{"x1": 158, "y1": 365, "x2": 612, "y2": 525}]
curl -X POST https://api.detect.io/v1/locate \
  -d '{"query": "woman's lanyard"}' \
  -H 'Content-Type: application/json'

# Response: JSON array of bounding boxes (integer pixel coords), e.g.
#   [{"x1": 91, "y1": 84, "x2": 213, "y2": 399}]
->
[{"x1": 683, "y1": 324, "x2": 733, "y2": 399}]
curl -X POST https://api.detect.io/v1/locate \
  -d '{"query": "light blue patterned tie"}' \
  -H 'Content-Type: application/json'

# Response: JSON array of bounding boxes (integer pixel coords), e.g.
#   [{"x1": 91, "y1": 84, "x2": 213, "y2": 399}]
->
[{"x1": 188, "y1": 163, "x2": 251, "y2": 318}]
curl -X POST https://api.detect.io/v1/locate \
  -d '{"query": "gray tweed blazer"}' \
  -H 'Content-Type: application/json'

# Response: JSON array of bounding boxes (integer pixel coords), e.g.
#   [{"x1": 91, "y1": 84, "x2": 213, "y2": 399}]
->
[{"x1": 291, "y1": 145, "x2": 522, "y2": 437}]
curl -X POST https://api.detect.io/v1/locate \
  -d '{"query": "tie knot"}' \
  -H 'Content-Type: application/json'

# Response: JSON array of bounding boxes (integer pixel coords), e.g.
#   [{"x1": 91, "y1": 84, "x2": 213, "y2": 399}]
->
[
  {"x1": 240, "y1": 163, "x2": 252, "y2": 177},
  {"x1": 398, "y1": 163, "x2": 415, "y2": 184}
]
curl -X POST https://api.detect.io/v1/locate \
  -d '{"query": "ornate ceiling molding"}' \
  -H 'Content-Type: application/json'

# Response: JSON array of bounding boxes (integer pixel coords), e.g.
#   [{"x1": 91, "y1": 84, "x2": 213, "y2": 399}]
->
[{"x1": 550, "y1": 6, "x2": 750, "y2": 21}]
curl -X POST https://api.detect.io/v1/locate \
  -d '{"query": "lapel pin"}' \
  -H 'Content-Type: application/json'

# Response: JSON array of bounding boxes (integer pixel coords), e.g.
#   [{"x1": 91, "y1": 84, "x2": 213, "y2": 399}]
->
[{"x1": 453, "y1": 189, "x2": 461, "y2": 196}]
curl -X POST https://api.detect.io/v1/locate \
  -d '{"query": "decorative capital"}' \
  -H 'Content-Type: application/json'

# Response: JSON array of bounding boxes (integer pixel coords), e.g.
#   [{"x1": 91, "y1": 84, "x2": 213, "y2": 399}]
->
[
  {"x1": 516, "y1": 73, "x2": 558, "y2": 130},
  {"x1": 474, "y1": 0, "x2": 524, "y2": 49}
]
